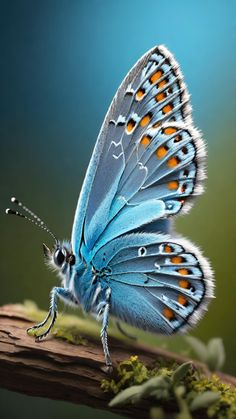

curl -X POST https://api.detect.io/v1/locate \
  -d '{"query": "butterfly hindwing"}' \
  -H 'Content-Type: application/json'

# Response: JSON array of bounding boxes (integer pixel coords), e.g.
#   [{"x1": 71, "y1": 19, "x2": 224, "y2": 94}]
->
[{"x1": 92, "y1": 233, "x2": 214, "y2": 334}]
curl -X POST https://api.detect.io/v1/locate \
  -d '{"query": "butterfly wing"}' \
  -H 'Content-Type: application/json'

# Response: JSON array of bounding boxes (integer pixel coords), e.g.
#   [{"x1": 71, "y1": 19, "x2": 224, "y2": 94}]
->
[
  {"x1": 92, "y1": 233, "x2": 214, "y2": 333},
  {"x1": 71, "y1": 45, "x2": 214, "y2": 333},
  {"x1": 71, "y1": 45, "x2": 195, "y2": 255}
]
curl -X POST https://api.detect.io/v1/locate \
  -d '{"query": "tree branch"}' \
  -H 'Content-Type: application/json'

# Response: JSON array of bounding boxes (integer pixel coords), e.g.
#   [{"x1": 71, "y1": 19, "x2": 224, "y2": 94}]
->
[{"x1": 0, "y1": 304, "x2": 235, "y2": 418}]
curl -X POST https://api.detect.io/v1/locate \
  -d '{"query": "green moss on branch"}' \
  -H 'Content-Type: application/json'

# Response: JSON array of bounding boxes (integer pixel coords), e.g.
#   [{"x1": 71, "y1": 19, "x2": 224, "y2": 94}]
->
[{"x1": 101, "y1": 356, "x2": 236, "y2": 418}]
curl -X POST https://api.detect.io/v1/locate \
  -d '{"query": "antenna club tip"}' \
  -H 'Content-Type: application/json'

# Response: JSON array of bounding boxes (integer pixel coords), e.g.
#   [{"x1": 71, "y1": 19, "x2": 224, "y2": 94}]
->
[{"x1": 11, "y1": 197, "x2": 18, "y2": 203}]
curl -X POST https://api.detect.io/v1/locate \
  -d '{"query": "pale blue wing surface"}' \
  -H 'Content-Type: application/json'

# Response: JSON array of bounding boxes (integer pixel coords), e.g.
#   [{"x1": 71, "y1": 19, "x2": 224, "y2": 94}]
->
[
  {"x1": 71, "y1": 46, "x2": 213, "y2": 338},
  {"x1": 85, "y1": 120, "x2": 205, "y2": 258},
  {"x1": 71, "y1": 45, "x2": 194, "y2": 255},
  {"x1": 92, "y1": 233, "x2": 214, "y2": 334}
]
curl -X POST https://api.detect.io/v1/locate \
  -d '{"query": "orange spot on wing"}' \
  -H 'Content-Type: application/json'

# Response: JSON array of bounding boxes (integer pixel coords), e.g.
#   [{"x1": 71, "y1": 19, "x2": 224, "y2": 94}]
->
[
  {"x1": 163, "y1": 307, "x2": 175, "y2": 321},
  {"x1": 140, "y1": 135, "x2": 151, "y2": 148},
  {"x1": 168, "y1": 181, "x2": 179, "y2": 190},
  {"x1": 158, "y1": 79, "x2": 167, "y2": 88},
  {"x1": 179, "y1": 279, "x2": 190, "y2": 289},
  {"x1": 163, "y1": 104, "x2": 173, "y2": 114},
  {"x1": 126, "y1": 119, "x2": 135, "y2": 133},
  {"x1": 164, "y1": 127, "x2": 177, "y2": 135},
  {"x1": 167, "y1": 156, "x2": 179, "y2": 168},
  {"x1": 156, "y1": 146, "x2": 168, "y2": 159},
  {"x1": 155, "y1": 92, "x2": 166, "y2": 102},
  {"x1": 178, "y1": 295, "x2": 188, "y2": 305},
  {"x1": 178, "y1": 268, "x2": 189, "y2": 276},
  {"x1": 164, "y1": 245, "x2": 173, "y2": 253},
  {"x1": 150, "y1": 70, "x2": 163, "y2": 84},
  {"x1": 171, "y1": 256, "x2": 183, "y2": 264},
  {"x1": 136, "y1": 89, "x2": 145, "y2": 101},
  {"x1": 140, "y1": 113, "x2": 152, "y2": 127}
]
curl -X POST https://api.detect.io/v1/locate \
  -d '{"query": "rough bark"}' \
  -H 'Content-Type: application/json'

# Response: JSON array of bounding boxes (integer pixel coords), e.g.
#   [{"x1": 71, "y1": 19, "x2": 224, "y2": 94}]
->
[{"x1": 0, "y1": 304, "x2": 235, "y2": 418}]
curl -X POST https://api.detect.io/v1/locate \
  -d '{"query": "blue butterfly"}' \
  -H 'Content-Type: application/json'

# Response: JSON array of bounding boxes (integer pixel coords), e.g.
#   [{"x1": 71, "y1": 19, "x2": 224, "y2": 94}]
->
[{"x1": 6, "y1": 45, "x2": 214, "y2": 370}]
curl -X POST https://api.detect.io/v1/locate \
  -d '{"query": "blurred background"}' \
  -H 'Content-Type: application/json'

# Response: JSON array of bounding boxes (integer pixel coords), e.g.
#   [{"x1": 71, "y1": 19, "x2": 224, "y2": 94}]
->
[{"x1": 0, "y1": 0, "x2": 235, "y2": 417}]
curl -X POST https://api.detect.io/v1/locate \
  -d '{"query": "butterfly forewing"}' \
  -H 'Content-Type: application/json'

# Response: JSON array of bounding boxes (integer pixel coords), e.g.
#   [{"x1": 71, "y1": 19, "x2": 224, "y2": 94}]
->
[{"x1": 72, "y1": 45, "x2": 193, "y2": 254}]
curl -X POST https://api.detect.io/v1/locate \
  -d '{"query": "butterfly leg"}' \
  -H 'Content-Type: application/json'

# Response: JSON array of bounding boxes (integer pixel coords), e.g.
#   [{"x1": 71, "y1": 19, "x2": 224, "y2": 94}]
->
[
  {"x1": 27, "y1": 287, "x2": 77, "y2": 340},
  {"x1": 115, "y1": 320, "x2": 137, "y2": 341},
  {"x1": 99, "y1": 288, "x2": 112, "y2": 370}
]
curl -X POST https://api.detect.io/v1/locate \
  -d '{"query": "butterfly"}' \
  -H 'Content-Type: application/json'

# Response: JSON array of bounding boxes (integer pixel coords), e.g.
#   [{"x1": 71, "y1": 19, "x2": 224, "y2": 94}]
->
[{"x1": 6, "y1": 45, "x2": 214, "y2": 370}]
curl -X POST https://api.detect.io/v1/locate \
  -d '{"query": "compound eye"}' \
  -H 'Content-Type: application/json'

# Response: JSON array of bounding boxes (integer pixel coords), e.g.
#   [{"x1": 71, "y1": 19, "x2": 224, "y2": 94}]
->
[
  {"x1": 69, "y1": 254, "x2": 76, "y2": 266},
  {"x1": 54, "y1": 248, "x2": 66, "y2": 267}
]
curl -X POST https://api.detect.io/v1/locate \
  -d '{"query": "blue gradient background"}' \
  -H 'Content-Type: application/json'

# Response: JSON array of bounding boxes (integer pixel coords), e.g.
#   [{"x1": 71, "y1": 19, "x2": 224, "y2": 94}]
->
[{"x1": 0, "y1": 1, "x2": 235, "y2": 417}]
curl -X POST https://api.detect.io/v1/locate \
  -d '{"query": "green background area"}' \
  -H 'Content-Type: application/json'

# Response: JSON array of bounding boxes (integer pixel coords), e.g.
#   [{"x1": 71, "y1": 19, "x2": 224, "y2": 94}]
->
[{"x1": 0, "y1": 1, "x2": 235, "y2": 417}]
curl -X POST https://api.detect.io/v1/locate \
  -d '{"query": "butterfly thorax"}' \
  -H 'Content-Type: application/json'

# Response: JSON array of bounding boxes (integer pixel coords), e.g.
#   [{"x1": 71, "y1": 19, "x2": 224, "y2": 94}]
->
[{"x1": 72, "y1": 262, "x2": 111, "y2": 313}]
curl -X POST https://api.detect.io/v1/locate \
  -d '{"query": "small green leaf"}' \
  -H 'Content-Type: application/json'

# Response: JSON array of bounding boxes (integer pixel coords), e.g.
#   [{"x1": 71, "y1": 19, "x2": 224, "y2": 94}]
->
[
  {"x1": 190, "y1": 391, "x2": 220, "y2": 411},
  {"x1": 174, "y1": 385, "x2": 186, "y2": 398},
  {"x1": 206, "y1": 338, "x2": 225, "y2": 371},
  {"x1": 174, "y1": 386, "x2": 192, "y2": 419},
  {"x1": 177, "y1": 411, "x2": 193, "y2": 419},
  {"x1": 150, "y1": 407, "x2": 165, "y2": 419},
  {"x1": 150, "y1": 388, "x2": 170, "y2": 400},
  {"x1": 140, "y1": 375, "x2": 171, "y2": 397},
  {"x1": 172, "y1": 362, "x2": 192, "y2": 385},
  {"x1": 185, "y1": 336, "x2": 208, "y2": 362},
  {"x1": 108, "y1": 385, "x2": 141, "y2": 407}
]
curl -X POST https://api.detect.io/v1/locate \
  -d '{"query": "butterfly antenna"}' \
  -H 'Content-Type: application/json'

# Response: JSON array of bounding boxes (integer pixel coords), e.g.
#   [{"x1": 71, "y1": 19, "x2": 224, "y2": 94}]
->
[{"x1": 5, "y1": 197, "x2": 58, "y2": 243}]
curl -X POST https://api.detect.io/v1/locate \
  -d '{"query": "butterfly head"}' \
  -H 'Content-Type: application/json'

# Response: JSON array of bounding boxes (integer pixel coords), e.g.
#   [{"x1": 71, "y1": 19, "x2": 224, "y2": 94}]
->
[{"x1": 43, "y1": 242, "x2": 76, "y2": 271}]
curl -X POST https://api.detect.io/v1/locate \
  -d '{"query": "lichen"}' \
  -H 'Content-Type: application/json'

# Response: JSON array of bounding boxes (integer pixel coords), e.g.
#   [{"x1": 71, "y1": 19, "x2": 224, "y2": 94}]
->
[
  {"x1": 101, "y1": 356, "x2": 236, "y2": 418},
  {"x1": 101, "y1": 355, "x2": 176, "y2": 394},
  {"x1": 52, "y1": 326, "x2": 87, "y2": 345},
  {"x1": 188, "y1": 374, "x2": 236, "y2": 418},
  {"x1": 101, "y1": 355, "x2": 150, "y2": 394}
]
